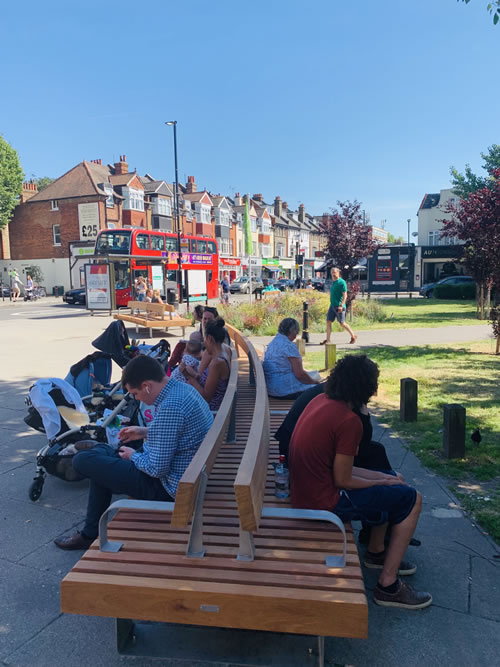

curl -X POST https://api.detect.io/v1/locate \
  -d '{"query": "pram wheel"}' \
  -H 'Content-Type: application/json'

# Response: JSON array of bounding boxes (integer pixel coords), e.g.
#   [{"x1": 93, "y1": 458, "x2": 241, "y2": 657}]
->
[{"x1": 29, "y1": 477, "x2": 44, "y2": 501}]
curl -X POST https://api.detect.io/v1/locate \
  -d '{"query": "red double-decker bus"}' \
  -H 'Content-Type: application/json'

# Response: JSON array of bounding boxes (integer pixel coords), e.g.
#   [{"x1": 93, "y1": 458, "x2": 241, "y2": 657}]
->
[{"x1": 93, "y1": 228, "x2": 219, "y2": 307}]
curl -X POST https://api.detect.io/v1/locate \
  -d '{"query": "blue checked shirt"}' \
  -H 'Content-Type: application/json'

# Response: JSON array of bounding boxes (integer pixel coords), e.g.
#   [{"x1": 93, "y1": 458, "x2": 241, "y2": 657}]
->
[{"x1": 131, "y1": 379, "x2": 213, "y2": 498}]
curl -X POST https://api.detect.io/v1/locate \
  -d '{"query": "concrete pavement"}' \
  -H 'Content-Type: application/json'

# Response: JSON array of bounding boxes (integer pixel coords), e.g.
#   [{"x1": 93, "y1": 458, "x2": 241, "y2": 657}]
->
[{"x1": 0, "y1": 302, "x2": 499, "y2": 666}]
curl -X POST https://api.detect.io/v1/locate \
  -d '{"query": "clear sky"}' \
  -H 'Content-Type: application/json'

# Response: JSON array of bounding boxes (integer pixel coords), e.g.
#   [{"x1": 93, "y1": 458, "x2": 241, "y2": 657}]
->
[{"x1": 1, "y1": 0, "x2": 499, "y2": 238}]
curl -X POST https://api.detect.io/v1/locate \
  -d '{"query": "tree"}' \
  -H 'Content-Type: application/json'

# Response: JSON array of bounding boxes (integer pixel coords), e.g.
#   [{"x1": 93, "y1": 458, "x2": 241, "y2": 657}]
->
[
  {"x1": 450, "y1": 144, "x2": 500, "y2": 199},
  {"x1": 459, "y1": 0, "x2": 500, "y2": 24},
  {"x1": 320, "y1": 200, "x2": 379, "y2": 281},
  {"x1": 33, "y1": 176, "x2": 55, "y2": 192},
  {"x1": 0, "y1": 136, "x2": 24, "y2": 230},
  {"x1": 387, "y1": 232, "x2": 405, "y2": 244},
  {"x1": 441, "y1": 169, "x2": 500, "y2": 320}
]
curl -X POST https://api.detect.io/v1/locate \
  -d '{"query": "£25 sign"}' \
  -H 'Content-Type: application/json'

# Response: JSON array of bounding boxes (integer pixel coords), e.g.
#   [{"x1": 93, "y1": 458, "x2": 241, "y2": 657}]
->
[{"x1": 78, "y1": 203, "x2": 100, "y2": 241}]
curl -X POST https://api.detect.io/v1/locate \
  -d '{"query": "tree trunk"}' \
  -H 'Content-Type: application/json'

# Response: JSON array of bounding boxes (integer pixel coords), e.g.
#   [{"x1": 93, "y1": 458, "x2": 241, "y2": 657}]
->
[
  {"x1": 478, "y1": 283, "x2": 485, "y2": 320},
  {"x1": 485, "y1": 286, "x2": 491, "y2": 320}
]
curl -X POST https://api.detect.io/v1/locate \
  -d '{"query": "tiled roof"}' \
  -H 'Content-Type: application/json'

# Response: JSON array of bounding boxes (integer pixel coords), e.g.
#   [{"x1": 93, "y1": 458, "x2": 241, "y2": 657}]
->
[
  {"x1": 419, "y1": 193, "x2": 440, "y2": 210},
  {"x1": 26, "y1": 161, "x2": 108, "y2": 202},
  {"x1": 109, "y1": 173, "x2": 138, "y2": 187}
]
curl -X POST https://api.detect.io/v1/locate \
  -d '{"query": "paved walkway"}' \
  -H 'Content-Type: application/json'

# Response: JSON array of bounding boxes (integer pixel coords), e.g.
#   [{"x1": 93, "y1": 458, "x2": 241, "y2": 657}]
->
[{"x1": 0, "y1": 305, "x2": 498, "y2": 666}]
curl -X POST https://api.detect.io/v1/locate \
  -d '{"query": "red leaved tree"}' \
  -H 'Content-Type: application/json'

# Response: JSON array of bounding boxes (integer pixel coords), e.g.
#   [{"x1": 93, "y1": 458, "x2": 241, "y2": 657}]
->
[
  {"x1": 441, "y1": 169, "x2": 500, "y2": 322},
  {"x1": 320, "y1": 200, "x2": 379, "y2": 280},
  {"x1": 320, "y1": 200, "x2": 379, "y2": 308}
]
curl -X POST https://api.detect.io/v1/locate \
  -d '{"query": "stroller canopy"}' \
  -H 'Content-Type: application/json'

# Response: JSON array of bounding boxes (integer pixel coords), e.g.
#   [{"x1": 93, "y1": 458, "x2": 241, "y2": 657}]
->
[
  {"x1": 64, "y1": 351, "x2": 112, "y2": 397},
  {"x1": 29, "y1": 378, "x2": 87, "y2": 440},
  {"x1": 92, "y1": 320, "x2": 131, "y2": 368}
]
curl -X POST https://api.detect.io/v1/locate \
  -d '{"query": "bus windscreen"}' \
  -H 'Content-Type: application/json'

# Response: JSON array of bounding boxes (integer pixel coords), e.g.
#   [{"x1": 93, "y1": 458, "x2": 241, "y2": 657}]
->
[{"x1": 95, "y1": 231, "x2": 131, "y2": 254}]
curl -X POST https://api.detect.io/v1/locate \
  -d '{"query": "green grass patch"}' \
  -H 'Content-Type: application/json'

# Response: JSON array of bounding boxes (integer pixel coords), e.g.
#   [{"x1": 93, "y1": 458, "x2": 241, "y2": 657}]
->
[
  {"x1": 304, "y1": 340, "x2": 500, "y2": 543},
  {"x1": 221, "y1": 293, "x2": 486, "y2": 336}
]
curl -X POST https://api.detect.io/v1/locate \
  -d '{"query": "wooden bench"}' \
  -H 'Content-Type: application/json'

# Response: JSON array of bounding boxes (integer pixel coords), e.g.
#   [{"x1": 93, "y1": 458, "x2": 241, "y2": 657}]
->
[
  {"x1": 114, "y1": 300, "x2": 192, "y2": 338},
  {"x1": 226, "y1": 326, "x2": 368, "y2": 666},
  {"x1": 60, "y1": 347, "x2": 239, "y2": 645},
  {"x1": 60, "y1": 327, "x2": 367, "y2": 666}
]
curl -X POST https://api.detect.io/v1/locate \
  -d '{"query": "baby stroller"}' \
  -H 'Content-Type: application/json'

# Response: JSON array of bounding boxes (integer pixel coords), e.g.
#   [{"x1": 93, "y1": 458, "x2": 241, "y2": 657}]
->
[{"x1": 24, "y1": 323, "x2": 171, "y2": 501}]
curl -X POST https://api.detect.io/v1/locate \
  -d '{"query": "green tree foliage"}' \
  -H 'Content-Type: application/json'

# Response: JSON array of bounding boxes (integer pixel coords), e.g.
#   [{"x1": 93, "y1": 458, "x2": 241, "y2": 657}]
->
[
  {"x1": 459, "y1": 0, "x2": 500, "y2": 24},
  {"x1": 33, "y1": 176, "x2": 55, "y2": 192},
  {"x1": 0, "y1": 136, "x2": 24, "y2": 230},
  {"x1": 387, "y1": 232, "x2": 405, "y2": 244},
  {"x1": 450, "y1": 144, "x2": 500, "y2": 199}
]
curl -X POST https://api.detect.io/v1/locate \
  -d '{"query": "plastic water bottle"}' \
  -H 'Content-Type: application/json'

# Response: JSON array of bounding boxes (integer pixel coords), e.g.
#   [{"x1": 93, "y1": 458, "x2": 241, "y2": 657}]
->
[{"x1": 275, "y1": 455, "x2": 289, "y2": 499}]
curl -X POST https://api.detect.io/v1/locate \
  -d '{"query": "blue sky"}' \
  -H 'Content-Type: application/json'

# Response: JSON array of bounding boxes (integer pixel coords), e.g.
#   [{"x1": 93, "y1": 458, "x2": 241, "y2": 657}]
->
[{"x1": 1, "y1": 0, "x2": 499, "y2": 238}]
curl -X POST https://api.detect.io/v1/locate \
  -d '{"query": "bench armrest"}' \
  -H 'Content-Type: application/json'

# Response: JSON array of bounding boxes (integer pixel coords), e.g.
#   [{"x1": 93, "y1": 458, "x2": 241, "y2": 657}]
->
[
  {"x1": 99, "y1": 499, "x2": 175, "y2": 552},
  {"x1": 261, "y1": 507, "x2": 346, "y2": 568}
]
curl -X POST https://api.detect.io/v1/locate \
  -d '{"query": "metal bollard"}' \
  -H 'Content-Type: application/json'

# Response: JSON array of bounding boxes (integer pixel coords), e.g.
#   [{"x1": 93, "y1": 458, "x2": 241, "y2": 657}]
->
[{"x1": 302, "y1": 301, "x2": 309, "y2": 343}]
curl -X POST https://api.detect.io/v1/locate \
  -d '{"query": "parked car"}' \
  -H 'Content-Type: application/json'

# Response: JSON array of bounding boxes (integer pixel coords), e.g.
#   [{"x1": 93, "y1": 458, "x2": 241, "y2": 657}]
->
[
  {"x1": 419, "y1": 275, "x2": 474, "y2": 298},
  {"x1": 63, "y1": 287, "x2": 86, "y2": 305},
  {"x1": 276, "y1": 279, "x2": 295, "y2": 291},
  {"x1": 311, "y1": 278, "x2": 325, "y2": 292},
  {"x1": 262, "y1": 278, "x2": 278, "y2": 288},
  {"x1": 1, "y1": 285, "x2": 11, "y2": 298},
  {"x1": 229, "y1": 276, "x2": 264, "y2": 294}
]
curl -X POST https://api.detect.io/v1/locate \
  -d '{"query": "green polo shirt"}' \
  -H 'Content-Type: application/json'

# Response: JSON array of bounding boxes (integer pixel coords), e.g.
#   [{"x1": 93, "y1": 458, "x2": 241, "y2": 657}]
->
[{"x1": 330, "y1": 277, "x2": 347, "y2": 309}]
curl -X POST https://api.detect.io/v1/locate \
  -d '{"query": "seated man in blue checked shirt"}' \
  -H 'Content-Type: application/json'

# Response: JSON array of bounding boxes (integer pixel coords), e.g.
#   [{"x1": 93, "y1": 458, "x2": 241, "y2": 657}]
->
[{"x1": 54, "y1": 355, "x2": 213, "y2": 550}]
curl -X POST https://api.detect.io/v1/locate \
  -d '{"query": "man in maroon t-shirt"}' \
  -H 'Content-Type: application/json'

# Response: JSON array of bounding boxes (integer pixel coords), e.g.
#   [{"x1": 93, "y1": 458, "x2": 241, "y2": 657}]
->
[{"x1": 289, "y1": 355, "x2": 431, "y2": 610}]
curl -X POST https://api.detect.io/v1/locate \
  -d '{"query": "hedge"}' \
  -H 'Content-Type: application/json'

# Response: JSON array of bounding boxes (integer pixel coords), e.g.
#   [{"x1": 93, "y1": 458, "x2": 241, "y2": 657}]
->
[{"x1": 433, "y1": 282, "x2": 476, "y2": 299}]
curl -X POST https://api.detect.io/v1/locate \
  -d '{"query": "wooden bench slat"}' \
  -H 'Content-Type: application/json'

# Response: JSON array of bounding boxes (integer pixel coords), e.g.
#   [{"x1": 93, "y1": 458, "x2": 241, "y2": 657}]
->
[{"x1": 61, "y1": 573, "x2": 368, "y2": 638}]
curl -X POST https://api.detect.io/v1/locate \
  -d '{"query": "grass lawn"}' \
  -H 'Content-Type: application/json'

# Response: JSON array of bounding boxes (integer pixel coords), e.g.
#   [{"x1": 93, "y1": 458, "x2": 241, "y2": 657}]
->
[
  {"x1": 305, "y1": 340, "x2": 500, "y2": 543},
  {"x1": 352, "y1": 298, "x2": 489, "y2": 330}
]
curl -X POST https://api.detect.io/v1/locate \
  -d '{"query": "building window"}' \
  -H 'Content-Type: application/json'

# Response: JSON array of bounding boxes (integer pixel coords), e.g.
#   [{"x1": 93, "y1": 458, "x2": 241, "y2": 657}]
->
[
  {"x1": 219, "y1": 210, "x2": 230, "y2": 226},
  {"x1": 277, "y1": 243, "x2": 284, "y2": 257},
  {"x1": 53, "y1": 224, "x2": 61, "y2": 246},
  {"x1": 51, "y1": 200, "x2": 59, "y2": 211},
  {"x1": 220, "y1": 238, "x2": 230, "y2": 254},
  {"x1": 102, "y1": 184, "x2": 114, "y2": 208},
  {"x1": 201, "y1": 205, "x2": 211, "y2": 223},
  {"x1": 260, "y1": 219, "x2": 270, "y2": 234},
  {"x1": 156, "y1": 197, "x2": 171, "y2": 217},
  {"x1": 253, "y1": 241, "x2": 257, "y2": 255},
  {"x1": 238, "y1": 240, "x2": 242, "y2": 255},
  {"x1": 250, "y1": 217, "x2": 257, "y2": 232},
  {"x1": 428, "y1": 231, "x2": 441, "y2": 246},
  {"x1": 124, "y1": 188, "x2": 144, "y2": 211},
  {"x1": 229, "y1": 239, "x2": 233, "y2": 255}
]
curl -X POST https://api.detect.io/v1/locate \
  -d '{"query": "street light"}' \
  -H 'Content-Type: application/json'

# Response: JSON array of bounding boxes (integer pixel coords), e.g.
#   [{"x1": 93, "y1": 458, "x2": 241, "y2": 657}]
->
[
  {"x1": 165, "y1": 120, "x2": 184, "y2": 306},
  {"x1": 407, "y1": 218, "x2": 411, "y2": 247}
]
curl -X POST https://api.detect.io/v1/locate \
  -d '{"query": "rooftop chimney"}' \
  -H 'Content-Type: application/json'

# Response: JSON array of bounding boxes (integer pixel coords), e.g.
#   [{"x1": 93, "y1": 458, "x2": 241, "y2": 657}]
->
[
  {"x1": 185, "y1": 175, "x2": 197, "y2": 194},
  {"x1": 253, "y1": 193, "x2": 263, "y2": 202},
  {"x1": 282, "y1": 201, "x2": 288, "y2": 211},
  {"x1": 90, "y1": 159, "x2": 102, "y2": 165},
  {"x1": 234, "y1": 192, "x2": 242, "y2": 206},
  {"x1": 114, "y1": 155, "x2": 128, "y2": 175},
  {"x1": 298, "y1": 203, "x2": 305, "y2": 223},
  {"x1": 274, "y1": 196, "x2": 282, "y2": 218},
  {"x1": 21, "y1": 181, "x2": 38, "y2": 203}
]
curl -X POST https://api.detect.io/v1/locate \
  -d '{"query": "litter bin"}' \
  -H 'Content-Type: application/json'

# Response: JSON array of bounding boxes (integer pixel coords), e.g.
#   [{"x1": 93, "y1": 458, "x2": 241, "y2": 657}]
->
[
  {"x1": 166, "y1": 288, "x2": 179, "y2": 306},
  {"x1": 52, "y1": 285, "x2": 64, "y2": 297}
]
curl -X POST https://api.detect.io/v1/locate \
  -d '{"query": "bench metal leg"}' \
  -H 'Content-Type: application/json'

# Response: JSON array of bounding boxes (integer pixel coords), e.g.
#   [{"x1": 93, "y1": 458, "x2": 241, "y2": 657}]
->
[
  {"x1": 186, "y1": 467, "x2": 208, "y2": 558},
  {"x1": 237, "y1": 529, "x2": 256, "y2": 562},
  {"x1": 116, "y1": 618, "x2": 135, "y2": 653},
  {"x1": 226, "y1": 390, "x2": 237, "y2": 444},
  {"x1": 317, "y1": 636, "x2": 325, "y2": 667},
  {"x1": 248, "y1": 352, "x2": 255, "y2": 386}
]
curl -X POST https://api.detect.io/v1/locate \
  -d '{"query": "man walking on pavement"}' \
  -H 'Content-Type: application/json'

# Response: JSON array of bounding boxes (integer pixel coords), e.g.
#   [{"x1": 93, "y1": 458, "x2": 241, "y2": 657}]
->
[{"x1": 321, "y1": 266, "x2": 357, "y2": 345}]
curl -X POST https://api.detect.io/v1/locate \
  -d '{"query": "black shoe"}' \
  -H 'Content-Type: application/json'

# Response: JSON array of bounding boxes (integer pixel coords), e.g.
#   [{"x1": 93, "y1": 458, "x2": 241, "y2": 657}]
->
[{"x1": 54, "y1": 531, "x2": 93, "y2": 550}]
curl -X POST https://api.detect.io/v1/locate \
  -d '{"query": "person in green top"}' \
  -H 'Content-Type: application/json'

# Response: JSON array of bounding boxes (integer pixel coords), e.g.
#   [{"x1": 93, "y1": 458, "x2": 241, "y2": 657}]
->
[{"x1": 321, "y1": 266, "x2": 357, "y2": 345}]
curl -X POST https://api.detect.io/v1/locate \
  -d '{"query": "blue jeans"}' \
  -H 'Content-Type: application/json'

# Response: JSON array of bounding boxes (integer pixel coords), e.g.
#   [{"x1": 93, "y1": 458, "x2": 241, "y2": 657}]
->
[
  {"x1": 137, "y1": 293, "x2": 145, "y2": 302},
  {"x1": 333, "y1": 475, "x2": 417, "y2": 527},
  {"x1": 72, "y1": 444, "x2": 173, "y2": 539}
]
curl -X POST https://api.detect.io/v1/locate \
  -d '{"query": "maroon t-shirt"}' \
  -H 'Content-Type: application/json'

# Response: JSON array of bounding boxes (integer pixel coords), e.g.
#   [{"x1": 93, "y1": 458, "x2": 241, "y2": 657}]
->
[{"x1": 289, "y1": 394, "x2": 362, "y2": 510}]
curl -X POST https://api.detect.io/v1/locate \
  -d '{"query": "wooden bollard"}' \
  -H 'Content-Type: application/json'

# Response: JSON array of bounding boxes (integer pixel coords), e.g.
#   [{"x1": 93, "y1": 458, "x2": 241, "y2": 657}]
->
[
  {"x1": 296, "y1": 338, "x2": 306, "y2": 357},
  {"x1": 443, "y1": 404, "x2": 466, "y2": 459},
  {"x1": 400, "y1": 378, "x2": 418, "y2": 422},
  {"x1": 325, "y1": 343, "x2": 336, "y2": 370}
]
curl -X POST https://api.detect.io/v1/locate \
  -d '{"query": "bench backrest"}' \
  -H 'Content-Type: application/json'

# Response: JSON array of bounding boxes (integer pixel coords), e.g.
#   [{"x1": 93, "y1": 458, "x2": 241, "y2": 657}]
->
[
  {"x1": 170, "y1": 346, "x2": 239, "y2": 528},
  {"x1": 225, "y1": 323, "x2": 249, "y2": 358},
  {"x1": 126, "y1": 300, "x2": 175, "y2": 319},
  {"x1": 232, "y1": 335, "x2": 270, "y2": 532}
]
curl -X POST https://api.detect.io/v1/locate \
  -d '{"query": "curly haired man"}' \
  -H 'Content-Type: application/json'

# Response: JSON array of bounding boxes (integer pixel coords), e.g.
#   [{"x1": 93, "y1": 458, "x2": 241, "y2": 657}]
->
[{"x1": 289, "y1": 354, "x2": 432, "y2": 610}]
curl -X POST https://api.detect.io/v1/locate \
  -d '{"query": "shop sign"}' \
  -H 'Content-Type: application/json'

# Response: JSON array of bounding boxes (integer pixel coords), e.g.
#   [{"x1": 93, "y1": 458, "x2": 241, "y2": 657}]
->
[
  {"x1": 78, "y1": 203, "x2": 99, "y2": 241},
  {"x1": 421, "y1": 246, "x2": 463, "y2": 259},
  {"x1": 262, "y1": 258, "x2": 280, "y2": 265},
  {"x1": 221, "y1": 257, "x2": 241, "y2": 266}
]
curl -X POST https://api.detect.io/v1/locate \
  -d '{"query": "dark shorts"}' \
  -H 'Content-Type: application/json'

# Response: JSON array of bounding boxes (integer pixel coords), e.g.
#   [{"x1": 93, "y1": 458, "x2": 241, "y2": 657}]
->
[
  {"x1": 327, "y1": 306, "x2": 346, "y2": 324},
  {"x1": 333, "y1": 483, "x2": 417, "y2": 526}
]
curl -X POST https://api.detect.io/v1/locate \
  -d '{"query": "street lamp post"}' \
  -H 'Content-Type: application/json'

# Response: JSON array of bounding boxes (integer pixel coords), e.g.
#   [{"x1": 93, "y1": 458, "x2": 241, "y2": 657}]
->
[
  {"x1": 407, "y1": 218, "x2": 411, "y2": 247},
  {"x1": 165, "y1": 121, "x2": 184, "y2": 306}
]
